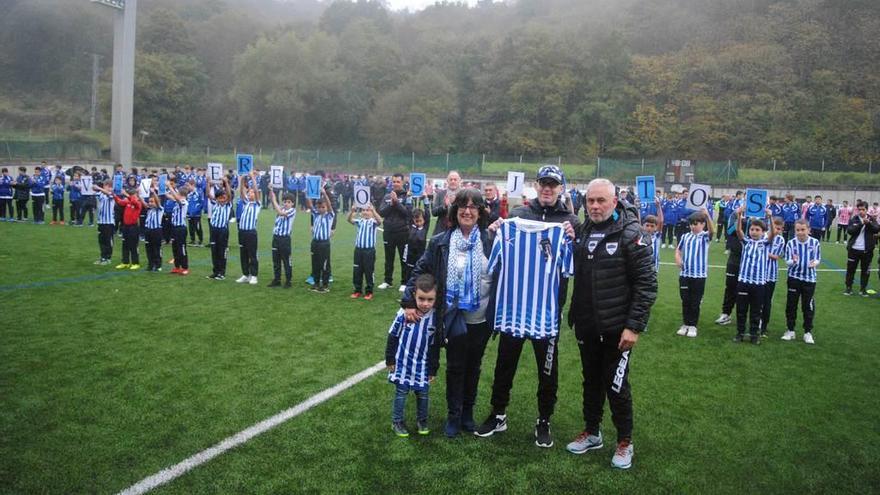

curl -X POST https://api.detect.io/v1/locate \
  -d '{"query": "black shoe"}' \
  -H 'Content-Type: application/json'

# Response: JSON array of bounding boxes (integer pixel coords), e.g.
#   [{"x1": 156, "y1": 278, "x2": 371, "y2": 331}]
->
[
  {"x1": 444, "y1": 415, "x2": 461, "y2": 438},
  {"x1": 461, "y1": 408, "x2": 476, "y2": 432},
  {"x1": 860, "y1": 290, "x2": 869, "y2": 297},
  {"x1": 535, "y1": 418, "x2": 553, "y2": 448},
  {"x1": 750, "y1": 335, "x2": 761, "y2": 345},
  {"x1": 283, "y1": 281, "x2": 292, "y2": 289},
  {"x1": 733, "y1": 334, "x2": 744, "y2": 343},
  {"x1": 844, "y1": 288, "x2": 853, "y2": 296},
  {"x1": 267, "y1": 280, "x2": 281, "y2": 288},
  {"x1": 474, "y1": 413, "x2": 507, "y2": 438}
]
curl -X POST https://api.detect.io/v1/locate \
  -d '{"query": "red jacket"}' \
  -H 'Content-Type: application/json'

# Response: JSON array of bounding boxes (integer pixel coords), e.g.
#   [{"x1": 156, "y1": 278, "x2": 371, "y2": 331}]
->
[{"x1": 114, "y1": 195, "x2": 143, "y2": 226}]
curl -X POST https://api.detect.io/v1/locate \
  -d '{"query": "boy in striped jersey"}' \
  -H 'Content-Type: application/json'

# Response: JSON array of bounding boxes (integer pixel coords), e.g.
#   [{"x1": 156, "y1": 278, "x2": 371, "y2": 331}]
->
[
  {"x1": 144, "y1": 186, "x2": 164, "y2": 272},
  {"x1": 733, "y1": 206, "x2": 778, "y2": 344},
  {"x1": 267, "y1": 190, "x2": 296, "y2": 288},
  {"x1": 236, "y1": 170, "x2": 261, "y2": 285},
  {"x1": 640, "y1": 197, "x2": 664, "y2": 273},
  {"x1": 759, "y1": 217, "x2": 786, "y2": 337},
  {"x1": 165, "y1": 182, "x2": 190, "y2": 275},
  {"x1": 675, "y1": 208, "x2": 714, "y2": 337},
  {"x1": 94, "y1": 180, "x2": 116, "y2": 265},
  {"x1": 206, "y1": 178, "x2": 232, "y2": 280},
  {"x1": 306, "y1": 188, "x2": 336, "y2": 293},
  {"x1": 386, "y1": 273, "x2": 438, "y2": 437},
  {"x1": 782, "y1": 219, "x2": 821, "y2": 343},
  {"x1": 347, "y1": 203, "x2": 383, "y2": 299}
]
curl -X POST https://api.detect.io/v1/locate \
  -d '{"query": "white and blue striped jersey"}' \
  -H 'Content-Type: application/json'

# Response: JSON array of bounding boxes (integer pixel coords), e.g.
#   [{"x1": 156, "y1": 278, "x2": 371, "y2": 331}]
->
[
  {"x1": 171, "y1": 198, "x2": 188, "y2": 227},
  {"x1": 354, "y1": 218, "x2": 379, "y2": 248},
  {"x1": 786, "y1": 237, "x2": 821, "y2": 283},
  {"x1": 678, "y1": 231, "x2": 710, "y2": 278},
  {"x1": 311, "y1": 209, "x2": 335, "y2": 241},
  {"x1": 766, "y1": 234, "x2": 786, "y2": 283},
  {"x1": 488, "y1": 218, "x2": 573, "y2": 340},
  {"x1": 145, "y1": 206, "x2": 163, "y2": 229},
  {"x1": 738, "y1": 236, "x2": 772, "y2": 285},
  {"x1": 209, "y1": 201, "x2": 232, "y2": 229},
  {"x1": 388, "y1": 308, "x2": 436, "y2": 391},
  {"x1": 238, "y1": 200, "x2": 261, "y2": 231},
  {"x1": 97, "y1": 192, "x2": 115, "y2": 225},
  {"x1": 273, "y1": 207, "x2": 296, "y2": 236}
]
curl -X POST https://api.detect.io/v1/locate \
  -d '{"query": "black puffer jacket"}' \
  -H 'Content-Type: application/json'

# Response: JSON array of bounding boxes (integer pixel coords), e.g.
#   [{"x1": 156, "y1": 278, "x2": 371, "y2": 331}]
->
[{"x1": 568, "y1": 202, "x2": 657, "y2": 337}]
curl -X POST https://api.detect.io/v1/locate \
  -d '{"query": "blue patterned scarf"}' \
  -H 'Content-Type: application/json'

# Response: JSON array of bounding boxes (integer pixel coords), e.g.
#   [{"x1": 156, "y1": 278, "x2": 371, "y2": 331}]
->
[{"x1": 446, "y1": 227, "x2": 482, "y2": 312}]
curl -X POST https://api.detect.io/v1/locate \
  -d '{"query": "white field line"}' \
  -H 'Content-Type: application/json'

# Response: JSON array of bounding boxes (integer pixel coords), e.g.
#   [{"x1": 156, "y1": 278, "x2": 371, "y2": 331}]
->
[
  {"x1": 658, "y1": 262, "x2": 844, "y2": 272},
  {"x1": 118, "y1": 361, "x2": 387, "y2": 495}
]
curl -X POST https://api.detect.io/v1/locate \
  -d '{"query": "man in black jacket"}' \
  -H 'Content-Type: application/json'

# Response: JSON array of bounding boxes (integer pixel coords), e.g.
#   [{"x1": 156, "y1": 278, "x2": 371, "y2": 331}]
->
[
  {"x1": 564, "y1": 178, "x2": 657, "y2": 470},
  {"x1": 475, "y1": 165, "x2": 579, "y2": 449},
  {"x1": 844, "y1": 201, "x2": 879, "y2": 296},
  {"x1": 379, "y1": 173, "x2": 413, "y2": 291},
  {"x1": 431, "y1": 170, "x2": 462, "y2": 236}
]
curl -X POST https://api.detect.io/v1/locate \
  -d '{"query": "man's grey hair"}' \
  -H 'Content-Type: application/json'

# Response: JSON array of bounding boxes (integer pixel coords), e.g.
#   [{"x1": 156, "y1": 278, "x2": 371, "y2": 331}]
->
[{"x1": 586, "y1": 178, "x2": 615, "y2": 196}]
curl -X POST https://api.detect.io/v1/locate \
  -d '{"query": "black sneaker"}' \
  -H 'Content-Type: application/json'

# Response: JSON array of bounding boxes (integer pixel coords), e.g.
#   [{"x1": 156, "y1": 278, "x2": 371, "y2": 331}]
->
[
  {"x1": 733, "y1": 334, "x2": 744, "y2": 343},
  {"x1": 844, "y1": 288, "x2": 853, "y2": 296},
  {"x1": 750, "y1": 335, "x2": 761, "y2": 345},
  {"x1": 860, "y1": 290, "x2": 869, "y2": 297},
  {"x1": 283, "y1": 281, "x2": 292, "y2": 289},
  {"x1": 267, "y1": 280, "x2": 281, "y2": 288},
  {"x1": 535, "y1": 418, "x2": 553, "y2": 448},
  {"x1": 474, "y1": 413, "x2": 507, "y2": 438}
]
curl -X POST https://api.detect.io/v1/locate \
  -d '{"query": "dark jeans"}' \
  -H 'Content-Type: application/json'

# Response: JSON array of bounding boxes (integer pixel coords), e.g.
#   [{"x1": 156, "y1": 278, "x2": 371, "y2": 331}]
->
[
  {"x1": 721, "y1": 256, "x2": 741, "y2": 315},
  {"x1": 272, "y1": 234, "x2": 292, "y2": 282},
  {"x1": 311, "y1": 239, "x2": 330, "y2": 287},
  {"x1": 383, "y1": 230, "x2": 408, "y2": 285},
  {"x1": 679, "y1": 276, "x2": 706, "y2": 326},
  {"x1": 809, "y1": 228, "x2": 824, "y2": 241},
  {"x1": 391, "y1": 383, "x2": 429, "y2": 423},
  {"x1": 784, "y1": 222, "x2": 795, "y2": 242},
  {"x1": 121, "y1": 224, "x2": 140, "y2": 264},
  {"x1": 52, "y1": 198, "x2": 64, "y2": 222},
  {"x1": 70, "y1": 200, "x2": 81, "y2": 224},
  {"x1": 845, "y1": 248, "x2": 873, "y2": 291},
  {"x1": 489, "y1": 332, "x2": 559, "y2": 420},
  {"x1": 836, "y1": 224, "x2": 848, "y2": 242},
  {"x1": 15, "y1": 198, "x2": 28, "y2": 220},
  {"x1": 79, "y1": 197, "x2": 95, "y2": 225},
  {"x1": 98, "y1": 223, "x2": 114, "y2": 260},
  {"x1": 759, "y1": 280, "x2": 777, "y2": 333},
  {"x1": 239, "y1": 230, "x2": 259, "y2": 276},
  {"x1": 171, "y1": 225, "x2": 188, "y2": 269},
  {"x1": 209, "y1": 227, "x2": 229, "y2": 276},
  {"x1": 0, "y1": 198, "x2": 12, "y2": 219},
  {"x1": 32, "y1": 196, "x2": 45, "y2": 222},
  {"x1": 576, "y1": 330, "x2": 633, "y2": 442},
  {"x1": 145, "y1": 228, "x2": 163, "y2": 269},
  {"x1": 662, "y1": 224, "x2": 675, "y2": 245},
  {"x1": 736, "y1": 282, "x2": 766, "y2": 337},
  {"x1": 188, "y1": 216, "x2": 203, "y2": 244},
  {"x1": 352, "y1": 247, "x2": 376, "y2": 293},
  {"x1": 445, "y1": 321, "x2": 492, "y2": 417},
  {"x1": 786, "y1": 277, "x2": 816, "y2": 333}
]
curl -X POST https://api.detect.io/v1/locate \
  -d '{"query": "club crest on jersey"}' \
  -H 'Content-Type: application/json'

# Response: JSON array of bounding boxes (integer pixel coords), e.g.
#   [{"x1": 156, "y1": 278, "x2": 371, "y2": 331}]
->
[
  {"x1": 605, "y1": 242, "x2": 618, "y2": 255},
  {"x1": 588, "y1": 240, "x2": 598, "y2": 253}
]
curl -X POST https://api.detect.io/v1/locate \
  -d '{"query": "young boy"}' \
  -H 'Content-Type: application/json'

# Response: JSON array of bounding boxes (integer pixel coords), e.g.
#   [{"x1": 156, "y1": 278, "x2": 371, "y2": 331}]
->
[
  {"x1": 113, "y1": 189, "x2": 144, "y2": 270},
  {"x1": 348, "y1": 203, "x2": 383, "y2": 299},
  {"x1": 403, "y1": 208, "x2": 431, "y2": 290},
  {"x1": 306, "y1": 187, "x2": 336, "y2": 293},
  {"x1": 68, "y1": 171, "x2": 83, "y2": 226},
  {"x1": 94, "y1": 180, "x2": 116, "y2": 265},
  {"x1": 782, "y1": 219, "x2": 821, "y2": 344},
  {"x1": 79, "y1": 172, "x2": 96, "y2": 226},
  {"x1": 267, "y1": 190, "x2": 296, "y2": 288},
  {"x1": 186, "y1": 180, "x2": 204, "y2": 247},
  {"x1": 206, "y1": 178, "x2": 233, "y2": 280},
  {"x1": 733, "y1": 205, "x2": 777, "y2": 344},
  {"x1": 0, "y1": 168, "x2": 13, "y2": 221},
  {"x1": 641, "y1": 197, "x2": 664, "y2": 273},
  {"x1": 50, "y1": 176, "x2": 65, "y2": 224},
  {"x1": 758, "y1": 217, "x2": 786, "y2": 337},
  {"x1": 836, "y1": 200, "x2": 852, "y2": 244},
  {"x1": 165, "y1": 182, "x2": 190, "y2": 275},
  {"x1": 385, "y1": 273, "x2": 438, "y2": 437},
  {"x1": 675, "y1": 208, "x2": 714, "y2": 337},
  {"x1": 29, "y1": 166, "x2": 48, "y2": 224},
  {"x1": 144, "y1": 186, "x2": 165, "y2": 271},
  {"x1": 236, "y1": 170, "x2": 261, "y2": 285}
]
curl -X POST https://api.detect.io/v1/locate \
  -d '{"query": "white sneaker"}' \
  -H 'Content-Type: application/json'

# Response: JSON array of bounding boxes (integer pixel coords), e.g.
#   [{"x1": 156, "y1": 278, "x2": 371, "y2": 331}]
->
[
  {"x1": 661, "y1": 244, "x2": 667, "y2": 249},
  {"x1": 377, "y1": 282, "x2": 391, "y2": 290},
  {"x1": 686, "y1": 326, "x2": 697, "y2": 338},
  {"x1": 611, "y1": 441, "x2": 633, "y2": 469},
  {"x1": 236, "y1": 275, "x2": 249, "y2": 283},
  {"x1": 249, "y1": 276, "x2": 258, "y2": 285},
  {"x1": 676, "y1": 325, "x2": 688, "y2": 336},
  {"x1": 780, "y1": 330, "x2": 795, "y2": 341},
  {"x1": 803, "y1": 333, "x2": 815, "y2": 344},
  {"x1": 398, "y1": 284, "x2": 406, "y2": 292},
  {"x1": 715, "y1": 313, "x2": 731, "y2": 325}
]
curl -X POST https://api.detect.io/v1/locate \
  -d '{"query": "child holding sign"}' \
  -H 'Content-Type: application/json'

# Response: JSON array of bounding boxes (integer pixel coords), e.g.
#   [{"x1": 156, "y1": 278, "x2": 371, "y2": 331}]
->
[
  {"x1": 733, "y1": 205, "x2": 778, "y2": 344},
  {"x1": 165, "y1": 182, "x2": 190, "y2": 275},
  {"x1": 236, "y1": 170, "x2": 262, "y2": 285},
  {"x1": 348, "y1": 204, "x2": 383, "y2": 299},
  {"x1": 675, "y1": 208, "x2": 714, "y2": 338},
  {"x1": 206, "y1": 178, "x2": 233, "y2": 280},
  {"x1": 267, "y1": 190, "x2": 296, "y2": 288},
  {"x1": 306, "y1": 187, "x2": 336, "y2": 293}
]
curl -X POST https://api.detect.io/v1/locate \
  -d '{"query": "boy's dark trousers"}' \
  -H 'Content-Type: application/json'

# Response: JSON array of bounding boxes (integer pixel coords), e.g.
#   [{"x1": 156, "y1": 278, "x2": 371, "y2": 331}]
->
[
  {"x1": 809, "y1": 228, "x2": 824, "y2": 241},
  {"x1": 31, "y1": 196, "x2": 45, "y2": 222},
  {"x1": 837, "y1": 224, "x2": 848, "y2": 242},
  {"x1": 238, "y1": 230, "x2": 259, "y2": 276},
  {"x1": 171, "y1": 225, "x2": 188, "y2": 269},
  {"x1": 786, "y1": 277, "x2": 816, "y2": 333},
  {"x1": 445, "y1": 322, "x2": 492, "y2": 418},
  {"x1": 209, "y1": 226, "x2": 229, "y2": 276},
  {"x1": 16, "y1": 198, "x2": 28, "y2": 220},
  {"x1": 52, "y1": 197, "x2": 64, "y2": 222},
  {"x1": 715, "y1": 215, "x2": 727, "y2": 241},
  {"x1": 79, "y1": 197, "x2": 95, "y2": 225},
  {"x1": 402, "y1": 244, "x2": 424, "y2": 287},
  {"x1": 576, "y1": 330, "x2": 633, "y2": 442},
  {"x1": 674, "y1": 222, "x2": 688, "y2": 243},
  {"x1": 70, "y1": 200, "x2": 81, "y2": 224},
  {"x1": 114, "y1": 203, "x2": 124, "y2": 231},
  {"x1": 352, "y1": 247, "x2": 376, "y2": 293},
  {"x1": 662, "y1": 223, "x2": 675, "y2": 245},
  {"x1": 736, "y1": 281, "x2": 766, "y2": 337},
  {"x1": 145, "y1": 228, "x2": 163, "y2": 269},
  {"x1": 311, "y1": 239, "x2": 331, "y2": 287},
  {"x1": 759, "y1": 280, "x2": 776, "y2": 334},
  {"x1": 721, "y1": 250, "x2": 742, "y2": 315},
  {"x1": 845, "y1": 247, "x2": 873, "y2": 291},
  {"x1": 784, "y1": 222, "x2": 795, "y2": 242},
  {"x1": 489, "y1": 332, "x2": 559, "y2": 421},
  {"x1": 162, "y1": 213, "x2": 173, "y2": 244},
  {"x1": 0, "y1": 198, "x2": 13, "y2": 219},
  {"x1": 272, "y1": 234, "x2": 292, "y2": 283},
  {"x1": 679, "y1": 276, "x2": 706, "y2": 326},
  {"x1": 98, "y1": 223, "x2": 114, "y2": 260},
  {"x1": 188, "y1": 216, "x2": 203, "y2": 244},
  {"x1": 121, "y1": 224, "x2": 140, "y2": 264}
]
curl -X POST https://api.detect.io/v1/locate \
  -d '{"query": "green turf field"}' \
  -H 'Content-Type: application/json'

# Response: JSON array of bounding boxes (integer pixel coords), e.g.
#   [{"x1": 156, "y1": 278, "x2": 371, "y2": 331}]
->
[{"x1": 1, "y1": 213, "x2": 879, "y2": 494}]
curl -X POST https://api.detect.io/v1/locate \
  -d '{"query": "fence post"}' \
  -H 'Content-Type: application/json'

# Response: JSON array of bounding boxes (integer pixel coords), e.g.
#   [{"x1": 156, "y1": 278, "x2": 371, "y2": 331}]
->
[
  {"x1": 206, "y1": 146, "x2": 210, "y2": 158},
  {"x1": 596, "y1": 156, "x2": 601, "y2": 178},
  {"x1": 557, "y1": 156, "x2": 562, "y2": 166},
  {"x1": 287, "y1": 149, "x2": 291, "y2": 165},
  {"x1": 348, "y1": 151, "x2": 351, "y2": 166},
  {"x1": 377, "y1": 151, "x2": 381, "y2": 170},
  {"x1": 727, "y1": 159, "x2": 731, "y2": 184},
  {"x1": 446, "y1": 153, "x2": 450, "y2": 172},
  {"x1": 641, "y1": 157, "x2": 645, "y2": 174},
  {"x1": 519, "y1": 154, "x2": 523, "y2": 164},
  {"x1": 870, "y1": 160, "x2": 873, "y2": 174},
  {"x1": 161, "y1": 145, "x2": 164, "y2": 160},
  {"x1": 821, "y1": 159, "x2": 825, "y2": 172},
  {"x1": 412, "y1": 151, "x2": 415, "y2": 171},
  {"x1": 259, "y1": 147, "x2": 262, "y2": 163},
  {"x1": 773, "y1": 159, "x2": 776, "y2": 172},
  {"x1": 482, "y1": 153, "x2": 486, "y2": 174},
  {"x1": 316, "y1": 149, "x2": 320, "y2": 163}
]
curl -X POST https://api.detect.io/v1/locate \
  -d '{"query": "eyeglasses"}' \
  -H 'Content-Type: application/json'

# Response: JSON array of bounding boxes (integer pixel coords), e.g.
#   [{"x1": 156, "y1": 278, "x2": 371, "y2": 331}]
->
[{"x1": 459, "y1": 204, "x2": 480, "y2": 211}]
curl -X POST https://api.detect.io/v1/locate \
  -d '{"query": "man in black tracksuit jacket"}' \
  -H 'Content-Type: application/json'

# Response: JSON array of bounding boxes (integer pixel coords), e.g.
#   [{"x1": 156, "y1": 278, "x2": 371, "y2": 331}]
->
[
  {"x1": 379, "y1": 173, "x2": 413, "y2": 289},
  {"x1": 566, "y1": 178, "x2": 657, "y2": 468}
]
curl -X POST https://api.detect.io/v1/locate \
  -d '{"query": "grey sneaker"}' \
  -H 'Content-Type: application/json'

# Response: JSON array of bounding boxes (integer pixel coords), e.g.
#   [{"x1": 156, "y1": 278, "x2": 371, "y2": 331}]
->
[
  {"x1": 474, "y1": 414, "x2": 507, "y2": 437},
  {"x1": 417, "y1": 420, "x2": 430, "y2": 435},
  {"x1": 611, "y1": 440, "x2": 633, "y2": 469},
  {"x1": 392, "y1": 421, "x2": 409, "y2": 438},
  {"x1": 566, "y1": 430, "x2": 603, "y2": 454}
]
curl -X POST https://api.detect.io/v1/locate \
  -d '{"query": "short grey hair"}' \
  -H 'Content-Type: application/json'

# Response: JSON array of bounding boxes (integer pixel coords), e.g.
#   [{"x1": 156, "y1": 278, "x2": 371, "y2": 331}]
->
[{"x1": 586, "y1": 178, "x2": 615, "y2": 196}]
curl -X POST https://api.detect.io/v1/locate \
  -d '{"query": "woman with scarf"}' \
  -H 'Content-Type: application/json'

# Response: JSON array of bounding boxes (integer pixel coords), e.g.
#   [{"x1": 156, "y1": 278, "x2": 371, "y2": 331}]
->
[{"x1": 400, "y1": 188, "x2": 495, "y2": 437}]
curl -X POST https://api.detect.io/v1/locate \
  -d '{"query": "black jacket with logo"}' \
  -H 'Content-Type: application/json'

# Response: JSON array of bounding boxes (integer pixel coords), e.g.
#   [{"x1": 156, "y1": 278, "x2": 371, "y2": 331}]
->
[{"x1": 568, "y1": 203, "x2": 657, "y2": 338}]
